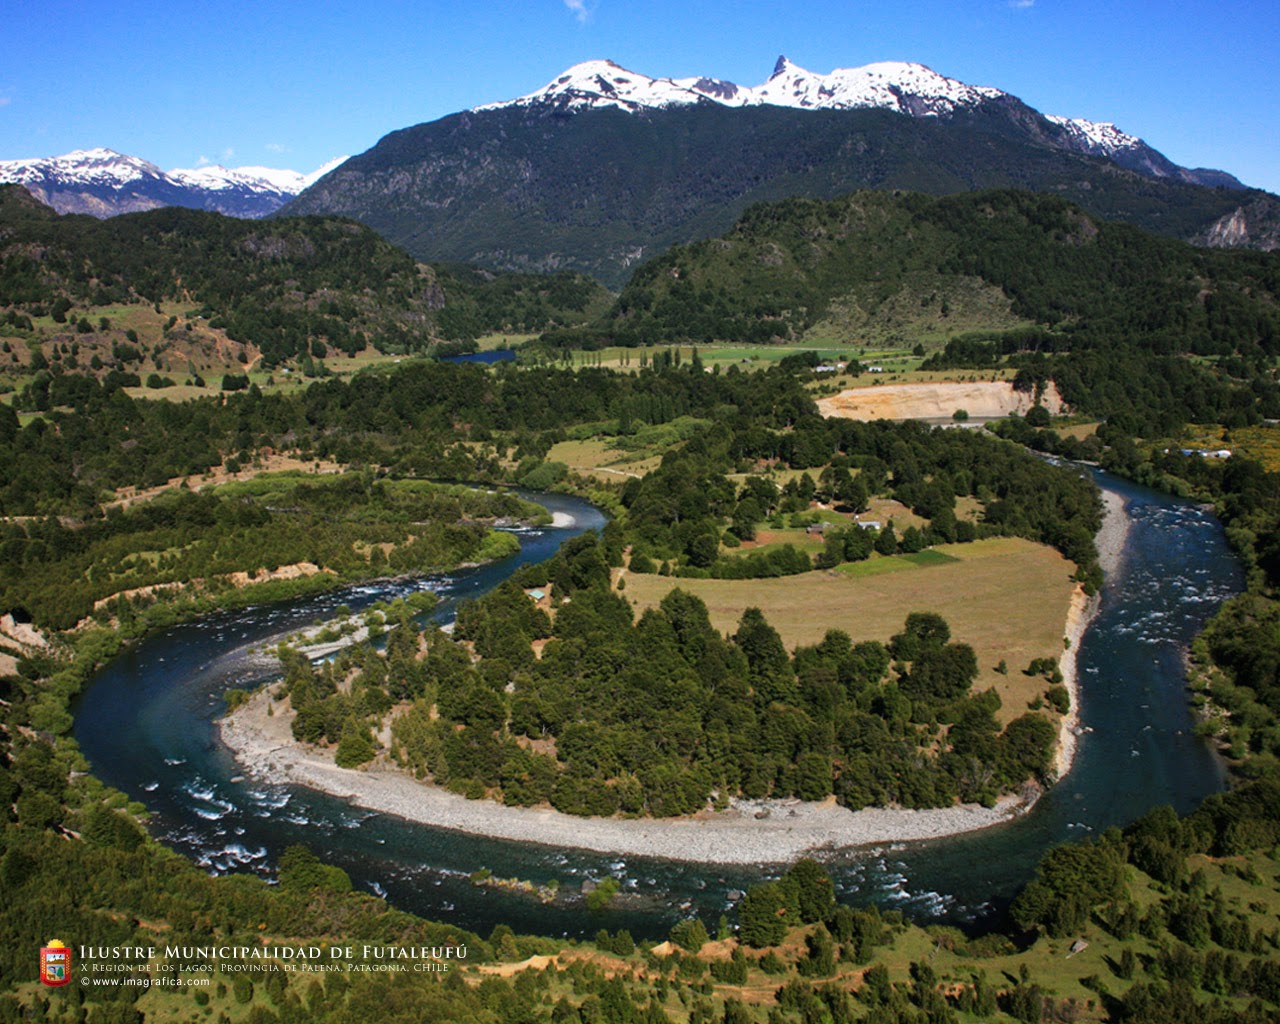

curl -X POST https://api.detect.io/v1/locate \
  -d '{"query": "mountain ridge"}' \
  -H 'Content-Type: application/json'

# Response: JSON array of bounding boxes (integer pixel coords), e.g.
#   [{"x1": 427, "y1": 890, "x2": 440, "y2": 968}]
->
[
  {"x1": 285, "y1": 88, "x2": 1279, "y2": 288},
  {"x1": 0, "y1": 148, "x2": 347, "y2": 219},
  {"x1": 472, "y1": 55, "x2": 1242, "y2": 191},
  {"x1": 7, "y1": 56, "x2": 1275, "y2": 280}
]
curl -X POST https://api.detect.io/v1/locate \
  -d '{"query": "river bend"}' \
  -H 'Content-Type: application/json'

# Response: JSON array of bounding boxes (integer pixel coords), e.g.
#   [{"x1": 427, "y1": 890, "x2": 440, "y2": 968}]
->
[{"x1": 74, "y1": 475, "x2": 1242, "y2": 938}]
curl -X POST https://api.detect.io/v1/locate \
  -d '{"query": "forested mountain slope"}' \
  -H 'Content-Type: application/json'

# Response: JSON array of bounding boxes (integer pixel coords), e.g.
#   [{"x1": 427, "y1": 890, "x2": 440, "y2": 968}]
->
[
  {"x1": 572, "y1": 189, "x2": 1280, "y2": 430},
  {"x1": 0, "y1": 185, "x2": 610, "y2": 365},
  {"x1": 284, "y1": 100, "x2": 1280, "y2": 288}
]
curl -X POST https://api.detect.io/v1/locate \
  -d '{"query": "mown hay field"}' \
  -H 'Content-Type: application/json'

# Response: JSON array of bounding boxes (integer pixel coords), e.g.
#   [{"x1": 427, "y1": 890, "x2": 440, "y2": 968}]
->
[{"x1": 621, "y1": 537, "x2": 1078, "y2": 725}]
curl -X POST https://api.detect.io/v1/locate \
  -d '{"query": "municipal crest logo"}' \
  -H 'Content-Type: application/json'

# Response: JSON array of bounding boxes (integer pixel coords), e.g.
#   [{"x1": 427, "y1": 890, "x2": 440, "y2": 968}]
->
[{"x1": 40, "y1": 940, "x2": 71, "y2": 987}]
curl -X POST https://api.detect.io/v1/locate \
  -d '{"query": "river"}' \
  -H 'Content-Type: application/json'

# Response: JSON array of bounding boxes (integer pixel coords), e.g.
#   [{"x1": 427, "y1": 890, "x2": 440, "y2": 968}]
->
[{"x1": 73, "y1": 471, "x2": 1242, "y2": 939}]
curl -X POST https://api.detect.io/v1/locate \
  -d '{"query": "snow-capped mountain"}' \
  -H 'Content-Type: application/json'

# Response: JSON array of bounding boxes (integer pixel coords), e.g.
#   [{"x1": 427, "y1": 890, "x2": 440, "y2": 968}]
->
[
  {"x1": 749, "y1": 57, "x2": 1005, "y2": 115},
  {"x1": 0, "y1": 148, "x2": 348, "y2": 219},
  {"x1": 1043, "y1": 114, "x2": 1139, "y2": 159},
  {"x1": 169, "y1": 157, "x2": 347, "y2": 197},
  {"x1": 475, "y1": 59, "x2": 734, "y2": 112},
  {"x1": 478, "y1": 55, "x2": 1009, "y2": 115},
  {"x1": 285, "y1": 52, "x2": 1273, "y2": 283},
  {"x1": 479, "y1": 56, "x2": 1238, "y2": 188}
]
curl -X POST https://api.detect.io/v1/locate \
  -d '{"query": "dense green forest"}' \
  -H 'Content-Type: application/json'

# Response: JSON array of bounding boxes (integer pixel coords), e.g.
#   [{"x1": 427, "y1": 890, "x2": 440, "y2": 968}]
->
[
  {"x1": 0, "y1": 185, "x2": 610, "y2": 365},
  {"x1": 594, "y1": 190, "x2": 1280, "y2": 356},
  {"x1": 1, "y1": 351, "x2": 1096, "y2": 825},
  {"x1": 0, "y1": 356, "x2": 1101, "y2": 620},
  {"x1": 0, "y1": 473, "x2": 543, "y2": 631},
  {"x1": 281, "y1": 566, "x2": 1059, "y2": 814}
]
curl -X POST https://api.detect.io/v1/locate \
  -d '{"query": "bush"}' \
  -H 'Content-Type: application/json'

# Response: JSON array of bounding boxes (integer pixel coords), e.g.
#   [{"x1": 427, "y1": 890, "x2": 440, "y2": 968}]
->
[
  {"x1": 278, "y1": 845, "x2": 352, "y2": 894},
  {"x1": 670, "y1": 918, "x2": 710, "y2": 952},
  {"x1": 518, "y1": 460, "x2": 569, "y2": 490},
  {"x1": 334, "y1": 725, "x2": 377, "y2": 768},
  {"x1": 738, "y1": 882, "x2": 793, "y2": 947},
  {"x1": 585, "y1": 876, "x2": 621, "y2": 911}
]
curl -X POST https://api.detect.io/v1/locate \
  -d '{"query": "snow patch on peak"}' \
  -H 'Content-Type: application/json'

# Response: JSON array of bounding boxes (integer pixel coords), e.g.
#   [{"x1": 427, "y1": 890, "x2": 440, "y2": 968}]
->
[
  {"x1": 0, "y1": 148, "x2": 344, "y2": 218},
  {"x1": 1045, "y1": 114, "x2": 1142, "y2": 156},
  {"x1": 0, "y1": 148, "x2": 164, "y2": 187},
  {"x1": 476, "y1": 59, "x2": 713, "y2": 112},
  {"x1": 479, "y1": 56, "x2": 1007, "y2": 118},
  {"x1": 170, "y1": 164, "x2": 286, "y2": 193},
  {"x1": 168, "y1": 157, "x2": 347, "y2": 195},
  {"x1": 301, "y1": 156, "x2": 348, "y2": 188},
  {"x1": 65, "y1": 147, "x2": 129, "y2": 162},
  {"x1": 752, "y1": 59, "x2": 1004, "y2": 115}
]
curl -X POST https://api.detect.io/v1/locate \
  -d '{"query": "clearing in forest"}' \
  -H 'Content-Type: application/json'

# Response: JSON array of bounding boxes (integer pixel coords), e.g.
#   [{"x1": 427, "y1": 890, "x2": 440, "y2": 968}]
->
[{"x1": 620, "y1": 537, "x2": 1076, "y2": 725}]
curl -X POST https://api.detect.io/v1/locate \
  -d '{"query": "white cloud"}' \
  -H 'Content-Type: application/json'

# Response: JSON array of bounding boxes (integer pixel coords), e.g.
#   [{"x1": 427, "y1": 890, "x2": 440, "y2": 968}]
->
[
  {"x1": 1009, "y1": 0, "x2": 1035, "y2": 8},
  {"x1": 564, "y1": 0, "x2": 593, "y2": 23},
  {"x1": 265, "y1": 142, "x2": 288, "y2": 154}
]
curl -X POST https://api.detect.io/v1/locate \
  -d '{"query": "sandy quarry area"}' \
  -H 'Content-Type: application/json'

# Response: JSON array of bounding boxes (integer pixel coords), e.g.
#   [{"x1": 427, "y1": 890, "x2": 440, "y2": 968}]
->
[{"x1": 817, "y1": 381, "x2": 1065, "y2": 421}]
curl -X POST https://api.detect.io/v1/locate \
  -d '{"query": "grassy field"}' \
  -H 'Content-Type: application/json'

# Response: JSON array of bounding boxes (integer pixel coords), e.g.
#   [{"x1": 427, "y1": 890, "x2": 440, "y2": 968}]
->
[
  {"x1": 862, "y1": 496, "x2": 928, "y2": 531},
  {"x1": 530, "y1": 343, "x2": 864, "y2": 374},
  {"x1": 621, "y1": 536, "x2": 1078, "y2": 724},
  {"x1": 735, "y1": 528, "x2": 829, "y2": 554},
  {"x1": 545, "y1": 438, "x2": 663, "y2": 481},
  {"x1": 833, "y1": 548, "x2": 960, "y2": 577},
  {"x1": 524, "y1": 342, "x2": 948, "y2": 378},
  {"x1": 474, "y1": 332, "x2": 538, "y2": 351},
  {"x1": 1054, "y1": 419, "x2": 1102, "y2": 442}
]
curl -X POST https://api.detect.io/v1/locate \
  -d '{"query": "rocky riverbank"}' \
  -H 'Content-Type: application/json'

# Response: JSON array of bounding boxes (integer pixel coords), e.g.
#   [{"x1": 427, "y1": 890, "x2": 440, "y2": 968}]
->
[
  {"x1": 1054, "y1": 485, "x2": 1129, "y2": 779},
  {"x1": 220, "y1": 686, "x2": 1030, "y2": 864}
]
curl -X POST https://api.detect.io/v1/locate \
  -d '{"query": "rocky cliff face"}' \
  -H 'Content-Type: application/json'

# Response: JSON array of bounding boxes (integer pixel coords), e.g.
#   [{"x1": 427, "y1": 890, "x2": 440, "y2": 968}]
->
[{"x1": 1196, "y1": 201, "x2": 1280, "y2": 251}]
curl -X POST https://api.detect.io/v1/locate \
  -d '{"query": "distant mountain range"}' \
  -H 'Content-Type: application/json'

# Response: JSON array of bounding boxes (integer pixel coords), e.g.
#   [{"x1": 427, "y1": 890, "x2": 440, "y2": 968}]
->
[
  {"x1": 5, "y1": 57, "x2": 1277, "y2": 285},
  {"x1": 0, "y1": 148, "x2": 346, "y2": 219},
  {"x1": 284, "y1": 56, "x2": 1279, "y2": 286}
]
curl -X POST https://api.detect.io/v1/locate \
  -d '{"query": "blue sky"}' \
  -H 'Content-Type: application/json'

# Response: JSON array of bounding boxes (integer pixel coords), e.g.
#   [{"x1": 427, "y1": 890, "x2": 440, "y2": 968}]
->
[{"x1": 2, "y1": 0, "x2": 1277, "y2": 193}]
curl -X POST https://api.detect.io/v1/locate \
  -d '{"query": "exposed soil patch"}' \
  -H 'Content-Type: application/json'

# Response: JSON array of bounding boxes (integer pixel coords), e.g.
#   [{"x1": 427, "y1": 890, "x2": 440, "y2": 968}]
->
[{"x1": 817, "y1": 381, "x2": 1064, "y2": 421}]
